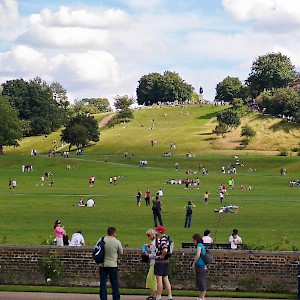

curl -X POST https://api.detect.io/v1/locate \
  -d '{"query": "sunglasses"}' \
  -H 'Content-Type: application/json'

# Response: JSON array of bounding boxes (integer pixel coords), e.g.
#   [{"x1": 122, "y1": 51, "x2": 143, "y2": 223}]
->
[{"x1": 146, "y1": 234, "x2": 151, "y2": 236}]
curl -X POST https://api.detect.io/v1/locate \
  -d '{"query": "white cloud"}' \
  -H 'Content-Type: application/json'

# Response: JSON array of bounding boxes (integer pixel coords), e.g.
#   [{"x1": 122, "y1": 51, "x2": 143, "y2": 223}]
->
[
  {"x1": 222, "y1": 0, "x2": 300, "y2": 32},
  {"x1": 0, "y1": 0, "x2": 18, "y2": 28}
]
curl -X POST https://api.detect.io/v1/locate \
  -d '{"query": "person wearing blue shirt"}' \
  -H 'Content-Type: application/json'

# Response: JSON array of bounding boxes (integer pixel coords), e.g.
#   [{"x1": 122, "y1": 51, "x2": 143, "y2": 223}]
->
[{"x1": 192, "y1": 233, "x2": 207, "y2": 300}]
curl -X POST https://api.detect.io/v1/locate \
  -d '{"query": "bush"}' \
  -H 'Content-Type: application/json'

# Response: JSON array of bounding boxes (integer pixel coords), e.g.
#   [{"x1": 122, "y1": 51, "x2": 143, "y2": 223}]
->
[
  {"x1": 41, "y1": 253, "x2": 64, "y2": 284},
  {"x1": 241, "y1": 125, "x2": 256, "y2": 138},
  {"x1": 237, "y1": 275, "x2": 262, "y2": 292},
  {"x1": 278, "y1": 148, "x2": 288, "y2": 156}
]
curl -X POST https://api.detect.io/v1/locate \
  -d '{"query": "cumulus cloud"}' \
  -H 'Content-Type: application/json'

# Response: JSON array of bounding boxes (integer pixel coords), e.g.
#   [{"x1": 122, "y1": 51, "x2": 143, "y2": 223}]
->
[
  {"x1": 222, "y1": 0, "x2": 300, "y2": 32},
  {"x1": 0, "y1": 0, "x2": 18, "y2": 28}
]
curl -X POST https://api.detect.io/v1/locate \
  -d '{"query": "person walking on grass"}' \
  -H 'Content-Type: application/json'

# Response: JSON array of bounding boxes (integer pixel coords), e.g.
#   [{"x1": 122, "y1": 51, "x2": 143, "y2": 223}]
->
[
  {"x1": 98, "y1": 227, "x2": 123, "y2": 300},
  {"x1": 152, "y1": 195, "x2": 163, "y2": 227}
]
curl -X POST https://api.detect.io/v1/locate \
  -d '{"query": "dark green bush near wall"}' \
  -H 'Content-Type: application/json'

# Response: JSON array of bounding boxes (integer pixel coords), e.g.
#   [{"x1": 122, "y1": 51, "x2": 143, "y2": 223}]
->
[
  {"x1": 237, "y1": 275, "x2": 262, "y2": 292},
  {"x1": 40, "y1": 253, "x2": 64, "y2": 284}
]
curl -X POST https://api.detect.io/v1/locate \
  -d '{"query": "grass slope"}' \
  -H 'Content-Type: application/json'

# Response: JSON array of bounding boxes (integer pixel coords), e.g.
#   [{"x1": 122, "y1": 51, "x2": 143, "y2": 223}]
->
[{"x1": 0, "y1": 104, "x2": 299, "y2": 249}]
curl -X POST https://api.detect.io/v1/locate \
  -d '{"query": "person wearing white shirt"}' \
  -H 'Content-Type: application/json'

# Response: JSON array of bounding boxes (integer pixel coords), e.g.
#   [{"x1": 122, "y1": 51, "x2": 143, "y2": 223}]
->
[
  {"x1": 202, "y1": 229, "x2": 213, "y2": 244},
  {"x1": 86, "y1": 198, "x2": 95, "y2": 207},
  {"x1": 228, "y1": 229, "x2": 242, "y2": 249},
  {"x1": 69, "y1": 231, "x2": 85, "y2": 246}
]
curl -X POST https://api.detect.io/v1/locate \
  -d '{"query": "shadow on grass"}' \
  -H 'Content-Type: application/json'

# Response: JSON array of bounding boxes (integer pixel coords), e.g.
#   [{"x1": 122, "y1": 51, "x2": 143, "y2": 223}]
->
[
  {"x1": 196, "y1": 112, "x2": 218, "y2": 120},
  {"x1": 269, "y1": 119, "x2": 300, "y2": 133}
]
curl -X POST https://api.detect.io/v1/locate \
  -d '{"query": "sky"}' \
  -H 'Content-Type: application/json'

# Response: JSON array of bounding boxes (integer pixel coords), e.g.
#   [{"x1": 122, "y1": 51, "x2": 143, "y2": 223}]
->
[{"x1": 1, "y1": 0, "x2": 300, "y2": 104}]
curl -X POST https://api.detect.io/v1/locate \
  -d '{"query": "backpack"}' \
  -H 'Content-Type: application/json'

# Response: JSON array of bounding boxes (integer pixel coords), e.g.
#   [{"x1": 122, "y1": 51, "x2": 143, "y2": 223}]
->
[
  {"x1": 200, "y1": 248, "x2": 213, "y2": 265},
  {"x1": 157, "y1": 235, "x2": 174, "y2": 259},
  {"x1": 92, "y1": 237, "x2": 105, "y2": 264},
  {"x1": 152, "y1": 199, "x2": 161, "y2": 211},
  {"x1": 186, "y1": 205, "x2": 193, "y2": 214}
]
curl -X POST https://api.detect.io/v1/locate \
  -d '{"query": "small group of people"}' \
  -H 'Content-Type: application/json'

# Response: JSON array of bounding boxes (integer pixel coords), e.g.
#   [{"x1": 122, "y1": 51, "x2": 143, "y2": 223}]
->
[
  {"x1": 8, "y1": 178, "x2": 17, "y2": 190},
  {"x1": 22, "y1": 165, "x2": 33, "y2": 172},
  {"x1": 290, "y1": 180, "x2": 300, "y2": 187},
  {"x1": 166, "y1": 178, "x2": 200, "y2": 187},
  {"x1": 77, "y1": 197, "x2": 95, "y2": 207},
  {"x1": 109, "y1": 176, "x2": 118, "y2": 185},
  {"x1": 53, "y1": 219, "x2": 85, "y2": 247}
]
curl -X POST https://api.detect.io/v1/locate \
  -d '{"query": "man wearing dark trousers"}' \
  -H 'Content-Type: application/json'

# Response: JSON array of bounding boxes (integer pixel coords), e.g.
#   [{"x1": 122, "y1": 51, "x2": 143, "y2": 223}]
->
[
  {"x1": 152, "y1": 195, "x2": 163, "y2": 227},
  {"x1": 98, "y1": 227, "x2": 123, "y2": 300}
]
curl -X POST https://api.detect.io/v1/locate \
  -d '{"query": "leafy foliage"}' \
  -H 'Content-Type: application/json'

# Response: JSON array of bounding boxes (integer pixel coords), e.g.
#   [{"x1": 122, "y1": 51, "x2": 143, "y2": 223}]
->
[
  {"x1": 0, "y1": 95, "x2": 22, "y2": 154},
  {"x1": 257, "y1": 88, "x2": 300, "y2": 122},
  {"x1": 41, "y1": 253, "x2": 64, "y2": 283},
  {"x1": 136, "y1": 71, "x2": 194, "y2": 105},
  {"x1": 72, "y1": 98, "x2": 111, "y2": 114},
  {"x1": 241, "y1": 125, "x2": 256, "y2": 138},
  {"x1": 216, "y1": 109, "x2": 241, "y2": 129},
  {"x1": 61, "y1": 114, "x2": 99, "y2": 148},
  {"x1": 2, "y1": 77, "x2": 69, "y2": 136},
  {"x1": 215, "y1": 76, "x2": 246, "y2": 103},
  {"x1": 247, "y1": 52, "x2": 297, "y2": 96}
]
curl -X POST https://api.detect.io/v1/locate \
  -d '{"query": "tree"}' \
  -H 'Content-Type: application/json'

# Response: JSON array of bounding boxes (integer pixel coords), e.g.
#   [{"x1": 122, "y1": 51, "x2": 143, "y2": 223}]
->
[
  {"x1": 215, "y1": 76, "x2": 245, "y2": 103},
  {"x1": 136, "y1": 71, "x2": 194, "y2": 105},
  {"x1": 247, "y1": 52, "x2": 297, "y2": 97},
  {"x1": 84, "y1": 98, "x2": 111, "y2": 112},
  {"x1": 241, "y1": 125, "x2": 256, "y2": 138},
  {"x1": 257, "y1": 88, "x2": 300, "y2": 121},
  {"x1": 61, "y1": 114, "x2": 99, "y2": 149},
  {"x1": 114, "y1": 95, "x2": 134, "y2": 120},
  {"x1": 2, "y1": 77, "x2": 69, "y2": 136},
  {"x1": 216, "y1": 109, "x2": 241, "y2": 129},
  {"x1": 0, "y1": 95, "x2": 22, "y2": 154}
]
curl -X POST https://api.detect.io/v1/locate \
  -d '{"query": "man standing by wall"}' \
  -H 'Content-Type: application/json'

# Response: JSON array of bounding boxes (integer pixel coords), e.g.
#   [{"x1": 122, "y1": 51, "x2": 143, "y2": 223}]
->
[
  {"x1": 99, "y1": 227, "x2": 123, "y2": 300},
  {"x1": 154, "y1": 226, "x2": 173, "y2": 300}
]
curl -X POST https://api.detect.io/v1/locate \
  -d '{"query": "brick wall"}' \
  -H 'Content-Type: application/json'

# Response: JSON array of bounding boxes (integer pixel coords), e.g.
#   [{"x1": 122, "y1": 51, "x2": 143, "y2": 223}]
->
[{"x1": 0, "y1": 245, "x2": 299, "y2": 293}]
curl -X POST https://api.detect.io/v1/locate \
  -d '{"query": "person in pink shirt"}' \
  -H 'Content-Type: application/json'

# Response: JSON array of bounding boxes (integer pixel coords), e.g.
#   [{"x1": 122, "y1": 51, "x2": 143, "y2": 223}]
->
[{"x1": 53, "y1": 219, "x2": 65, "y2": 246}]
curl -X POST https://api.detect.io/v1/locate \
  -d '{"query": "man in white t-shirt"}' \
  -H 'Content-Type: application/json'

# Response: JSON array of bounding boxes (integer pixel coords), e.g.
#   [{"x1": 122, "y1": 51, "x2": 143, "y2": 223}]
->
[
  {"x1": 86, "y1": 198, "x2": 95, "y2": 207},
  {"x1": 228, "y1": 228, "x2": 242, "y2": 249},
  {"x1": 69, "y1": 231, "x2": 85, "y2": 246},
  {"x1": 202, "y1": 229, "x2": 213, "y2": 244}
]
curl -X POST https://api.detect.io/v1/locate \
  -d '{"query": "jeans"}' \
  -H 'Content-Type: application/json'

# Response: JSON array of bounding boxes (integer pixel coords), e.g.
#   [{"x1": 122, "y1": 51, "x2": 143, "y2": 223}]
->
[
  {"x1": 184, "y1": 213, "x2": 192, "y2": 228},
  {"x1": 99, "y1": 267, "x2": 120, "y2": 300}
]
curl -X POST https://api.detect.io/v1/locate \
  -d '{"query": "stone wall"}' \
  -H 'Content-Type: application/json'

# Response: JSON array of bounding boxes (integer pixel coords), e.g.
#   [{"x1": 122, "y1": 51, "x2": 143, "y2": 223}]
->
[{"x1": 0, "y1": 245, "x2": 299, "y2": 293}]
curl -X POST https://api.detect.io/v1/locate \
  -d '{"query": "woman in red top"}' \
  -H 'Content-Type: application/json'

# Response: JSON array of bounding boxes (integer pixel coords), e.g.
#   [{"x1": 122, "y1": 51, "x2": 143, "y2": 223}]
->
[{"x1": 145, "y1": 188, "x2": 151, "y2": 206}]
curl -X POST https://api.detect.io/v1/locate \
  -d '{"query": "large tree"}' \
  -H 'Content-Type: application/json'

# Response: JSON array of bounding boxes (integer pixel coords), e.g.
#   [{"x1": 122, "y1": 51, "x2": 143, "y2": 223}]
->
[
  {"x1": 2, "y1": 77, "x2": 69, "y2": 136},
  {"x1": 215, "y1": 76, "x2": 246, "y2": 103},
  {"x1": 247, "y1": 52, "x2": 297, "y2": 97},
  {"x1": 136, "y1": 71, "x2": 194, "y2": 105},
  {"x1": 0, "y1": 95, "x2": 22, "y2": 154},
  {"x1": 61, "y1": 114, "x2": 99, "y2": 149}
]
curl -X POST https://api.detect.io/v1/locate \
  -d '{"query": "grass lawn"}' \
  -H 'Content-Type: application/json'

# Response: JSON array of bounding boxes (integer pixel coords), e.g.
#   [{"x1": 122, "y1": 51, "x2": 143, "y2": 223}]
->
[{"x1": 0, "y1": 104, "x2": 300, "y2": 249}]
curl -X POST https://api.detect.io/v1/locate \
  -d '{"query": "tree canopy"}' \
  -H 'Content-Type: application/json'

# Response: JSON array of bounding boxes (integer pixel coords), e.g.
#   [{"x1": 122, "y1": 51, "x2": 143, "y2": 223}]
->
[
  {"x1": 247, "y1": 52, "x2": 297, "y2": 97},
  {"x1": 0, "y1": 95, "x2": 22, "y2": 154},
  {"x1": 72, "y1": 98, "x2": 111, "y2": 114},
  {"x1": 1, "y1": 77, "x2": 69, "y2": 136},
  {"x1": 136, "y1": 71, "x2": 194, "y2": 105},
  {"x1": 61, "y1": 114, "x2": 100, "y2": 148},
  {"x1": 215, "y1": 76, "x2": 247, "y2": 103}
]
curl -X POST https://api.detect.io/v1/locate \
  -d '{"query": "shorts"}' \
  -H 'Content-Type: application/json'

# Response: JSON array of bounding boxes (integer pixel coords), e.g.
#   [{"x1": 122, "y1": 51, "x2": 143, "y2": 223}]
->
[
  {"x1": 154, "y1": 261, "x2": 169, "y2": 276},
  {"x1": 146, "y1": 265, "x2": 157, "y2": 291},
  {"x1": 196, "y1": 265, "x2": 206, "y2": 291}
]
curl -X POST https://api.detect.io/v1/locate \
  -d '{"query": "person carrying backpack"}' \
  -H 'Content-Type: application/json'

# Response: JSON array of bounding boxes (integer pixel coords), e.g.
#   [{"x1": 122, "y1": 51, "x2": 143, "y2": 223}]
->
[
  {"x1": 192, "y1": 233, "x2": 207, "y2": 300},
  {"x1": 183, "y1": 200, "x2": 196, "y2": 228},
  {"x1": 154, "y1": 226, "x2": 173, "y2": 300},
  {"x1": 152, "y1": 195, "x2": 163, "y2": 227}
]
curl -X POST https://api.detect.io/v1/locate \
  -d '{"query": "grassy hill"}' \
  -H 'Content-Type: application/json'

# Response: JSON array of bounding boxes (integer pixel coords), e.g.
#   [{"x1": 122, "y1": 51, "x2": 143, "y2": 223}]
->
[{"x1": 1, "y1": 104, "x2": 300, "y2": 249}]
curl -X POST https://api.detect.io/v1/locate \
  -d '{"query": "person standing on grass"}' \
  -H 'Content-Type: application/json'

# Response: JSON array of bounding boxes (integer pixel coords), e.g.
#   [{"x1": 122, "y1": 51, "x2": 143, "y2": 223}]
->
[
  {"x1": 183, "y1": 200, "x2": 196, "y2": 228},
  {"x1": 204, "y1": 191, "x2": 210, "y2": 205},
  {"x1": 12, "y1": 179, "x2": 17, "y2": 190},
  {"x1": 154, "y1": 226, "x2": 173, "y2": 300},
  {"x1": 136, "y1": 190, "x2": 142, "y2": 207},
  {"x1": 8, "y1": 178, "x2": 12, "y2": 190},
  {"x1": 145, "y1": 188, "x2": 151, "y2": 206},
  {"x1": 192, "y1": 233, "x2": 207, "y2": 300},
  {"x1": 152, "y1": 195, "x2": 163, "y2": 227},
  {"x1": 98, "y1": 226, "x2": 123, "y2": 300}
]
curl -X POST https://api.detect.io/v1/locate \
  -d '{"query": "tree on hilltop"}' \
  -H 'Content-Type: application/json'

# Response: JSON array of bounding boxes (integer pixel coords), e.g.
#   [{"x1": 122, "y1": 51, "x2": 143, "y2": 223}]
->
[
  {"x1": 0, "y1": 95, "x2": 22, "y2": 155},
  {"x1": 215, "y1": 76, "x2": 247, "y2": 103},
  {"x1": 136, "y1": 71, "x2": 194, "y2": 105},
  {"x1": 247, "y1": 52, "x2": 297, "y2": 97}
]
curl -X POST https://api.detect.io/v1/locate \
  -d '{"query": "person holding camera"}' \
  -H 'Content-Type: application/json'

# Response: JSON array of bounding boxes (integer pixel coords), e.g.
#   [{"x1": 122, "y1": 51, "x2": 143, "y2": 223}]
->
[
  {"x1": 53, "y1": 219, "x2": 65, "y2": 246},
  {"x1": 229, "y1": 228, "x2": 242, "y2": 249}
]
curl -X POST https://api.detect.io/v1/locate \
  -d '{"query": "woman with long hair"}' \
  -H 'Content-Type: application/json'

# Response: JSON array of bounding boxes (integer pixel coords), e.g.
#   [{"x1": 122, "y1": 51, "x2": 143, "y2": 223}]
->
[{"x1": 53, "y1": 219, "x2": 65, "y2": 246}]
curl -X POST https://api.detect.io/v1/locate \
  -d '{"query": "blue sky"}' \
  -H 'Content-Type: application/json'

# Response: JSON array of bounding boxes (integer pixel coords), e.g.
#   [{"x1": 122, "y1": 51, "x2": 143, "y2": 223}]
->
[{"x1": 1, "y1": 0, "x2": 300, "y2": 103}]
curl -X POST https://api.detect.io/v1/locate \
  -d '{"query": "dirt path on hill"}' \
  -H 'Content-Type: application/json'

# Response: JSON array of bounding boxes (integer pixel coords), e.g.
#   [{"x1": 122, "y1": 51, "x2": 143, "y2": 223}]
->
[{"x1": 98, "y1": 113, "x2": 115, "y2": 128}]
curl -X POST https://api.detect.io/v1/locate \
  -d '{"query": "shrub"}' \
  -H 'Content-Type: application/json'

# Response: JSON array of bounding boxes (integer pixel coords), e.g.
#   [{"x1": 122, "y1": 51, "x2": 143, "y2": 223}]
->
[
  {"x1": 237, "y1": 275, "x2": 262, "y2": 292},
  {"x1": 41, "y1": 253, "x2": 64, "y2": 284}
]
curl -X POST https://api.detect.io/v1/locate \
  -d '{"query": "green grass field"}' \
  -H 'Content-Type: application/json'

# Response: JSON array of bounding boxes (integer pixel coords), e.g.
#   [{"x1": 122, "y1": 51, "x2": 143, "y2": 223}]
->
[{"x1": 1, "y1": 104, "x2": 300, "y2": 249}]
